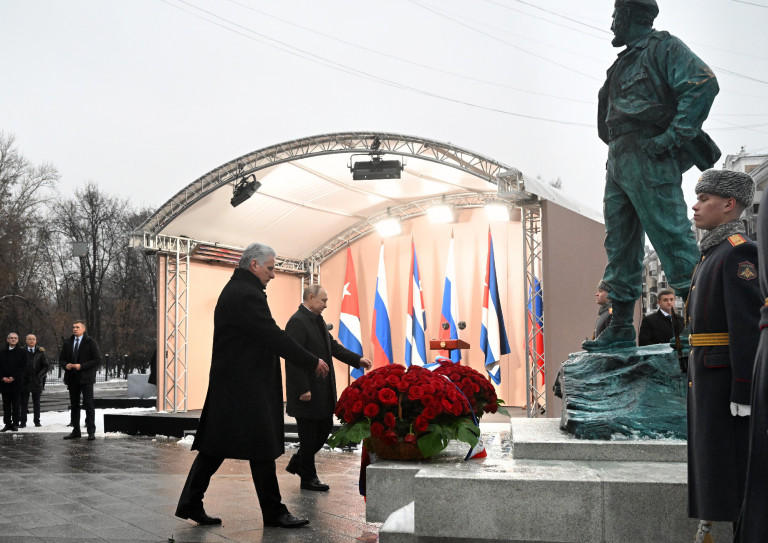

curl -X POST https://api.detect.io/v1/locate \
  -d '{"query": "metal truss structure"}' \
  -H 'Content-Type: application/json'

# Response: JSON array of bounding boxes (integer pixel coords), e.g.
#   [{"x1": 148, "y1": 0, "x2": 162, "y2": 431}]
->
[
  {"x1": 133, "y1": 133, "x2": 546, "y2": 416},
  {"x1": 522, "y1": 205, "x2": 545, "y2": 417}
]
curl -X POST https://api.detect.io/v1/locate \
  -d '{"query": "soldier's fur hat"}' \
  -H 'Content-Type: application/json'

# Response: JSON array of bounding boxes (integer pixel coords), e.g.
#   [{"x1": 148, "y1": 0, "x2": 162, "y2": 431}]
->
[
  {"x1": 597, "y1": 281, "x2": 610, "y2": 292},
  {"x1": 695, "y1": 169, "x2": 756, "y2": 209},
  {"x1": 614, "y1": 0, "x2": 659, "y2": 18}
]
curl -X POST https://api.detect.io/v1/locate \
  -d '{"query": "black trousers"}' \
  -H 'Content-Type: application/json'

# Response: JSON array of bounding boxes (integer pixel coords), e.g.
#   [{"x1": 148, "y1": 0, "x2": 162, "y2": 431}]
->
[
  {"x1": 1, "y1": 390, "x2": 21, "y2": 425},
  {"x1": 177, "y1": 451, "x2": 287, "y2": 520},
  {"x1": 68, "y1": 381, "x2": 95, "y2": 434},
  {"x1": 20, "y1": 387, "x2": 43, "y2": 424},
  {"x1": 293, "y1": 416, "x2": 333, "y2": 480}
]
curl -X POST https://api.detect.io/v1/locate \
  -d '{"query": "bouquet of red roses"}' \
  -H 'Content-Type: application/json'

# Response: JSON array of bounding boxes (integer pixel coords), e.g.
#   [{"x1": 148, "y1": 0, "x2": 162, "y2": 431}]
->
[
  {"x1": 432, "y1": 359, "x2": 506, "y2": 418},
  {"x1": 328, "y1": 363, "x2": 505, "y2": 458}
]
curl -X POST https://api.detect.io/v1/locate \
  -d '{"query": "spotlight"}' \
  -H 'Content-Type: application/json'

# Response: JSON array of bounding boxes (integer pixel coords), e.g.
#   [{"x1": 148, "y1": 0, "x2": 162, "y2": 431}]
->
[
  {"x1": 485, "y1": 202, "x2": 510, "y2": 222},
  {"x1": 427, "y1": 202, "x2": 455, "y2": 224},
  {"x1": 230, "y1": 174, "x2": 261, "y2": 208},
  {"x1": 375, "y1": 215, "x2": 401, "y2": 237},
  {"x1": 350, "y1": 156, "x2": 403, "y2": 181}
]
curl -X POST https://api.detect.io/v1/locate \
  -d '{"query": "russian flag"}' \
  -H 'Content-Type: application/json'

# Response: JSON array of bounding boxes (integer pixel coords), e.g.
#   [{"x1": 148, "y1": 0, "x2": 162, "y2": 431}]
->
[
  {"x1": 404, "y1": 239, "x2": 427, "y2": 367},
  {"x1": 439, "y1": 233, "x2": 461, "y2": 363},
  {"x1": 371, "y1": 243, "x2": 393, "y2": 368},
  {"x1": 480, "y1": 230, "x2": 510, "y2": 385},
  {"x1": 338, "y1": 247, "x2": 365, "y2": 379}
]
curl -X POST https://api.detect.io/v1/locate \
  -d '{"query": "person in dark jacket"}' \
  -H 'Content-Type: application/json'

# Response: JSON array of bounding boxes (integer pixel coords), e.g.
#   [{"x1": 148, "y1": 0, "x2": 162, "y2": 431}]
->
[
  {"x1": 20, "y1": 334, "x2": 50, "y2": 428},
  {"x1": 60, "y1": 320, "x2": 102, "y2": 440},
  {"x1": 638, "y1": 289, "x2": 685, "y2": 346},
  {"x1": 592, "y1": 281, "x2": 613, "y2": 340},
  {"x1": 175, "y1": 242, "x2": 329, "y2": 530},
  {"x1": 686, "y1": 169, "x2": 761, "y2": 541},
  {"x1": 285, "y1": 285, "x2": 372, "y2": 491},
  {"x1": 733, "y1": 184, "x2": 768, "y2": 542},
  {"x1": 0, "y1": 332, "x2": 25, "y2": 432}
]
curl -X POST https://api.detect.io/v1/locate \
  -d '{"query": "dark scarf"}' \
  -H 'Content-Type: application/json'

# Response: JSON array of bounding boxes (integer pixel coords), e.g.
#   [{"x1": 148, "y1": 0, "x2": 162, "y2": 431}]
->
[{"x1": 699, "y1": 219, "x2": 746, "y2": 254}]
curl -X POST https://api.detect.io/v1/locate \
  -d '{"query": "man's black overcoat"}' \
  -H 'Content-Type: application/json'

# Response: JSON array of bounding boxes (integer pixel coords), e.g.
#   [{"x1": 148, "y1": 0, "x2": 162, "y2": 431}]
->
[
  {"x1": 735, "y1": 191, "x2": 768, "y2": 541},
  {"x1": 687, "y1": 234, "x2": 761, "y2": 521},
  {"x1": 192, "y1": 268, "x2": 318, "y2": 461},
  {"x1": 284, "y1": 304, "x2": 361, "y2": 419},
  {"x1": 638, "y1": 309, "x2": 685, "y2": 346},
  {"x1": 0, "y1": 345, "x2": 25, "y2": 393},
  {"x1": 60, "y1": 334, "x2": 101, "y2": 385}
]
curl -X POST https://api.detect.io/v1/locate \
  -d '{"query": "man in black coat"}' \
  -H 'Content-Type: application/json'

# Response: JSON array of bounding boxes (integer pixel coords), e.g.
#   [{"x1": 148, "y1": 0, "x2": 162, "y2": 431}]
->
[
  {"x1": 175, "y1": 242, "x2": 329, "y2": 529},
  {"x1": 0, "y1": 332, "x2": 25, "y2": 432},
  {"x1": 60, "y1": 321, "x2": 102, "y2": 440},
  {"x1": 686, "y1": 169, "x2": 761, "y2": 541},
  {"x1": 20, "y1": 334, "x2": 50, "y2": 428},
  {"x1": 285, "y1": 284, "x2": 372, "y2": 491},
  {"x1": 638, "y1": 288, "x2": 685, "y2": 346},
  {"x1": 734, "y1": 183, "x2": 768, "y2": 542}
]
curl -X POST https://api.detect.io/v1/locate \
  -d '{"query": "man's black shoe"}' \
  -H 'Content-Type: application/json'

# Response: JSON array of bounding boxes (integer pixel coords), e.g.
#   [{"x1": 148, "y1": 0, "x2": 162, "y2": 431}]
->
[
  {"x1": 175, "y1": 508, "x2": 222, "y2": 525},
  {"x1": 87, "y1": 434, "x2": 95, "y2": 441},
  {"x1": 300, "y1": 477, "x2": 329, "y2": 492},
  {"x1": 19, "y1": 422, "x2": 26, "y2": 428},
  {"x1": 34, "y1": 422, "x2": 41, "y2": 427},
  {"x1": 263, "y1": 512, "x2": 309, "y2": 528},
  {"x1": 63, "y1": 431, "x2": 82, "y2": 440},
  {"x1": 0, "y1": 424, "x2": 11, "y2": 432},
  {"x1": 285, "y1": 454, "x2": 300, "y2": 476},
  {"x1": 10, "y1": 425, "x2": 19, "y2": 432}
]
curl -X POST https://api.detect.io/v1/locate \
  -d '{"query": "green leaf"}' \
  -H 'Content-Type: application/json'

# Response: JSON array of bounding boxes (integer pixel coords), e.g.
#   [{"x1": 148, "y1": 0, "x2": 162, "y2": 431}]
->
[
  {"x1": 416, "y1": 425, "x2": 449, "y2": 457},
  {"x1": 455, "y1": 420, "x2": 480, "y2": 447},
  {"x1": 496, "y1": 405, "x2": 510, "y2": 417},
  {"x1": 327, "y1": 420, "x2": 370, "y2": 448}
]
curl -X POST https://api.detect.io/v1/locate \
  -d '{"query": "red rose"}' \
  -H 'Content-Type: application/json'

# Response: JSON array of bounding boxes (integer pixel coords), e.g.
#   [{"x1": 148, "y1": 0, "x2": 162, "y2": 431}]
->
[
  {"x1": 383, "y1": 430, "x2": 398, "y2": 443},
  {"x1": 422, "y1": 383, "x2": 436, "y2": 394},
  {"x1": 397, "y1": 380, "x2": 409, "y2": 392},
  {"x1": 378, "y1": 388, "x2": 398, "y2": 405},
  {"x1": 383, "y1": 412, "x2": 396, "y2": 428},
  {"x1": 351, "y1": 400, "x2": 364, "y2": 414},
  {"x1": 450, "y1": 372, "x2": 462, "y2": 382},
  {"x1": 421, "y1": 394, "x2": 436, "y2": 407},
  {"x1": 422, "y1": 406, "x2": 437, "y2": 420},
  {"x1": 344, "y1": 411, "x2": 355, "y2": 423},
  {"x1": 451, "y1": 402, "x2": 463, "y2": 416},
  {"x1": 386, "y1": 375, "x2": 400, "y2": 387},
  {"x1": 364, "y1": 403, "x2": 380, "y2": 418},
  {"x1": 404, "y1": 433, "x2": 417, "y2": 443},
  {"x1": 441, "y1": 398, "x2": 454, "y2": 412},
  {"x1": 371, "y1": 422, "x2": 385, "y2": 437},
  {"x1": 414, "y1": 415, "x2": 429, "y2": 433},
  {"x1": 407, "y1": 385, "x2": 424, "y2": 401}
]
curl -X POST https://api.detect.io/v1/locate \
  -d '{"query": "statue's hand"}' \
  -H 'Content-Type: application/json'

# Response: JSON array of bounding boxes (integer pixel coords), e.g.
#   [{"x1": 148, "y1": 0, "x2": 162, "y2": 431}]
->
[{"x1": 640, "y1": 132, "x2": 676, "y2": 157}]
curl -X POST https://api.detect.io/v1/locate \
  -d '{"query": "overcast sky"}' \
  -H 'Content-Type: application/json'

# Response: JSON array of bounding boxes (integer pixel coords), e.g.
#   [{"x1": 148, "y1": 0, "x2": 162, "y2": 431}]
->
[{"x1": 1, "y1": 0, "x2": 766, "y2": 213}]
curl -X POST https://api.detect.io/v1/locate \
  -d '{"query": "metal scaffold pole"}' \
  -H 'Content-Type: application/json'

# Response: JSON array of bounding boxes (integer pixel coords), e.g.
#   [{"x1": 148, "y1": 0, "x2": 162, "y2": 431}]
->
[{"x1": 522, "y1": 205, "x2": 545, "y2": 417}]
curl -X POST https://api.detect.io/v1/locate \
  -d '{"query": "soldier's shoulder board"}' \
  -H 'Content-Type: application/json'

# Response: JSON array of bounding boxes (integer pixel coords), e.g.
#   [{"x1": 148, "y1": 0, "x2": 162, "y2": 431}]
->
[{"x1": 728, "y1": 234, "x2": 747, "y2": 246}]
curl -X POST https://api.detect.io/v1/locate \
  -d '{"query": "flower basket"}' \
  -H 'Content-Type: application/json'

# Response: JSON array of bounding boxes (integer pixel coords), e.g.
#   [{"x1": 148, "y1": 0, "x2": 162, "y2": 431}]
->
[{"x1": 369, "y1": 435, "x2": 424, "y2": 460}]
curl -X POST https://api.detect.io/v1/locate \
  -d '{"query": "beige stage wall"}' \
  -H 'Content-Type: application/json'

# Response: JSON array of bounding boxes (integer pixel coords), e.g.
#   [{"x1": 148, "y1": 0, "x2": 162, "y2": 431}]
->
[{"x1": 160, "y1": 206, "x2": 529, "y2": 412}]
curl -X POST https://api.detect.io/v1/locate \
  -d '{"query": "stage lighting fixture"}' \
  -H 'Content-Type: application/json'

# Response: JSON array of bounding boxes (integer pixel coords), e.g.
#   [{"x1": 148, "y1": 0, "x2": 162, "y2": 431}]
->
[
  {"x1": 484, "y1": 202, "x2": 511, "y2": 222},
  {"x1": 230, "y1": 174, "x2": 261, "y2": 208},
  {"x1": 375, "y1": 215, "x2": 402, "y2": 237},
  {"x1": 351, "y1": 156, "x2": 403, "y2": 181},
  {"x1": 427, "y1": 201, "x2": 455, "y2": 224}
]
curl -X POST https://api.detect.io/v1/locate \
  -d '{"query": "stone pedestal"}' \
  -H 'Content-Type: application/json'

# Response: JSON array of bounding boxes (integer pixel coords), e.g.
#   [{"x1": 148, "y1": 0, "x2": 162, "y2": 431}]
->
[{"x1": 559, "y1": 344, "x2": 687, "y2": 439}]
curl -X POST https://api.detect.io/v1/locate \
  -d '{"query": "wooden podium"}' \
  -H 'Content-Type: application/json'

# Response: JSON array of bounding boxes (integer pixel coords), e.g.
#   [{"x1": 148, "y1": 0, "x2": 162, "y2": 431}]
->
[{"x1": 429, "y1": 339, "x2": 470, "y2": 356}]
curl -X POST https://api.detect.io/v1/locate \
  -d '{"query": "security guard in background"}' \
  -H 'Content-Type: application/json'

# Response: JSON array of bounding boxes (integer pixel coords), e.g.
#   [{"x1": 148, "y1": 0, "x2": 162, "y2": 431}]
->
[{"x1": 686, "y1": 169, "x2": 761, "y2": 543}]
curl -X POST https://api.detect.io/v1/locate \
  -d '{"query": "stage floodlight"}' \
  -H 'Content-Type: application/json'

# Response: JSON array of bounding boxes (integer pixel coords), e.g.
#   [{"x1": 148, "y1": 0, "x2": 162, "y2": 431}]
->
[
  {"x1": 375, "y1": 216, "x2": 402, "y2": 237},
  {"x1": 351, "y1": 157, "x2": 403, "y2": 181},
  {"x1": 231, "y1": 175, "x2": 261, "y2": 208},
  {"x1": 484, "y1": 202, "x2": 510, "y2": 222},
  {"x1": 427, "y1": 204, "x2": 455, "y2": 224}
]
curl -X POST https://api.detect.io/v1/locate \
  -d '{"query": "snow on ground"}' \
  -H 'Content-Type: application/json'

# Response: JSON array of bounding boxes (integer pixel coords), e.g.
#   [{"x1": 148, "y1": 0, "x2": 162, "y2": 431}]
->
[{"x1": 15, "y1": 408, "x2": 156, "y2": 437}]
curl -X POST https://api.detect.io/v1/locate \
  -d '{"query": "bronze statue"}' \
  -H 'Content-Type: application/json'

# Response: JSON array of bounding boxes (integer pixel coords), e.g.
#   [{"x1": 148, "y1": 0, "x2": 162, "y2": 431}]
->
[{"x1": 582, "y1": 0, "x2": 720, "y2": 352}]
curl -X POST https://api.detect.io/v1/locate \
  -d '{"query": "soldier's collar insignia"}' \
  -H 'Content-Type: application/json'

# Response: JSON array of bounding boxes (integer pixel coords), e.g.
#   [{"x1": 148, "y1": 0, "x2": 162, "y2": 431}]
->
[
  {"x1": 728, "y1": 234, "x2": 747, "y2": 246},
  {"x1": 738, "y1": 261, "x2": 757, "y2": 281}
]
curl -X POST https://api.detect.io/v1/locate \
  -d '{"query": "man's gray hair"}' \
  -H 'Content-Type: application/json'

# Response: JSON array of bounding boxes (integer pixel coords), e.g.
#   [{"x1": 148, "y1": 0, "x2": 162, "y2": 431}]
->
[
  {"x1": 303, "y1": 284, "x2": 324, "y2": 301},
  {"x1": 239, "y1": 242, "x2": 276, "y2": 269}
]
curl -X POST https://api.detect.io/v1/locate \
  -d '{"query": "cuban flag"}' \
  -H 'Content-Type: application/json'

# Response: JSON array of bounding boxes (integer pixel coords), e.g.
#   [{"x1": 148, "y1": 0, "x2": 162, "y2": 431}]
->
[
  {"x1": 528, "y1": 277, "x2": 545, "y2": 386},
  {"x1": 371, "y1": 243, "x2": 393, "y2": 368},
  {"x1": 404, "y1": 239, "x2": 428, "y2": 367},
  {"x1": 439, "y1": 233, "x2": 461, "y2": 363},
  {"x1": 480, "y1": 230, "x2": 510, "y2": 385},
  {"x1": 338, "y1": 247, "x2": 365, "y2": 379}
]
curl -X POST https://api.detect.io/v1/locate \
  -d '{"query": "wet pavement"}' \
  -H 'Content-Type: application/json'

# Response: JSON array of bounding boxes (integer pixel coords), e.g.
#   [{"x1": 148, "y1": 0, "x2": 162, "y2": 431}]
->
[{"x1": 0, "y1": 432, "x2": 379, "y2": 542}]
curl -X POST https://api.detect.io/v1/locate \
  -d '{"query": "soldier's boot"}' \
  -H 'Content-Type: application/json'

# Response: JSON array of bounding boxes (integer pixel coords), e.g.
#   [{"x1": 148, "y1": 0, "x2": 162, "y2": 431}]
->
[
  {"x1": 581, "y1": 301, "x2": 636, "y2": 352},
  {"x1": 694, "y1": 520, "x2": 714, "y2": 543}
]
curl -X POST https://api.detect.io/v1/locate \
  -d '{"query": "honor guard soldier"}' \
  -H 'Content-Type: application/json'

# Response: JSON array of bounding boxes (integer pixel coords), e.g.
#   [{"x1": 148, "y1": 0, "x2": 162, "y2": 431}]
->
[{"x1": 686, "y1": 169, "x2": 761, "y2": 542}]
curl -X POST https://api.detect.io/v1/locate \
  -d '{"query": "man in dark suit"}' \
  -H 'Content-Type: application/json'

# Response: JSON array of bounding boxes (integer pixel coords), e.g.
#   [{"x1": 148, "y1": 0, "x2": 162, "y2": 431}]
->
[
  {"x1": 686, "y1": 169, "x2": 761, "y2": 541},
  {"x1": 285, "y1": 284, "x2": 372, "y2": 491},
  {"x1": 20, "y1": 334, "x2": 50, "y2": 428},
  {"x1": 175, "y1": 242, "x2": 329, "y2": 529},
  {"x1": 0, "y1": 332, "x2": 25, "y2": 432},
  {"x1": 638, "y1": 289, "x2": 685, "y2": 346},
  {"x1": 60, "y1": 320, "x2": 102, "y2": 440}
]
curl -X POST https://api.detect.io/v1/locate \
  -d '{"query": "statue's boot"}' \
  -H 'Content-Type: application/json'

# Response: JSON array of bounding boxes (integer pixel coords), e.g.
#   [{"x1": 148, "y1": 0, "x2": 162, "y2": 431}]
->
[
  {"x1": 694, "y1": 520, "x2": 714, "y2": 543},
  {"x1": 581, "y1": 301, "x2": 636, "y2": 352}
]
